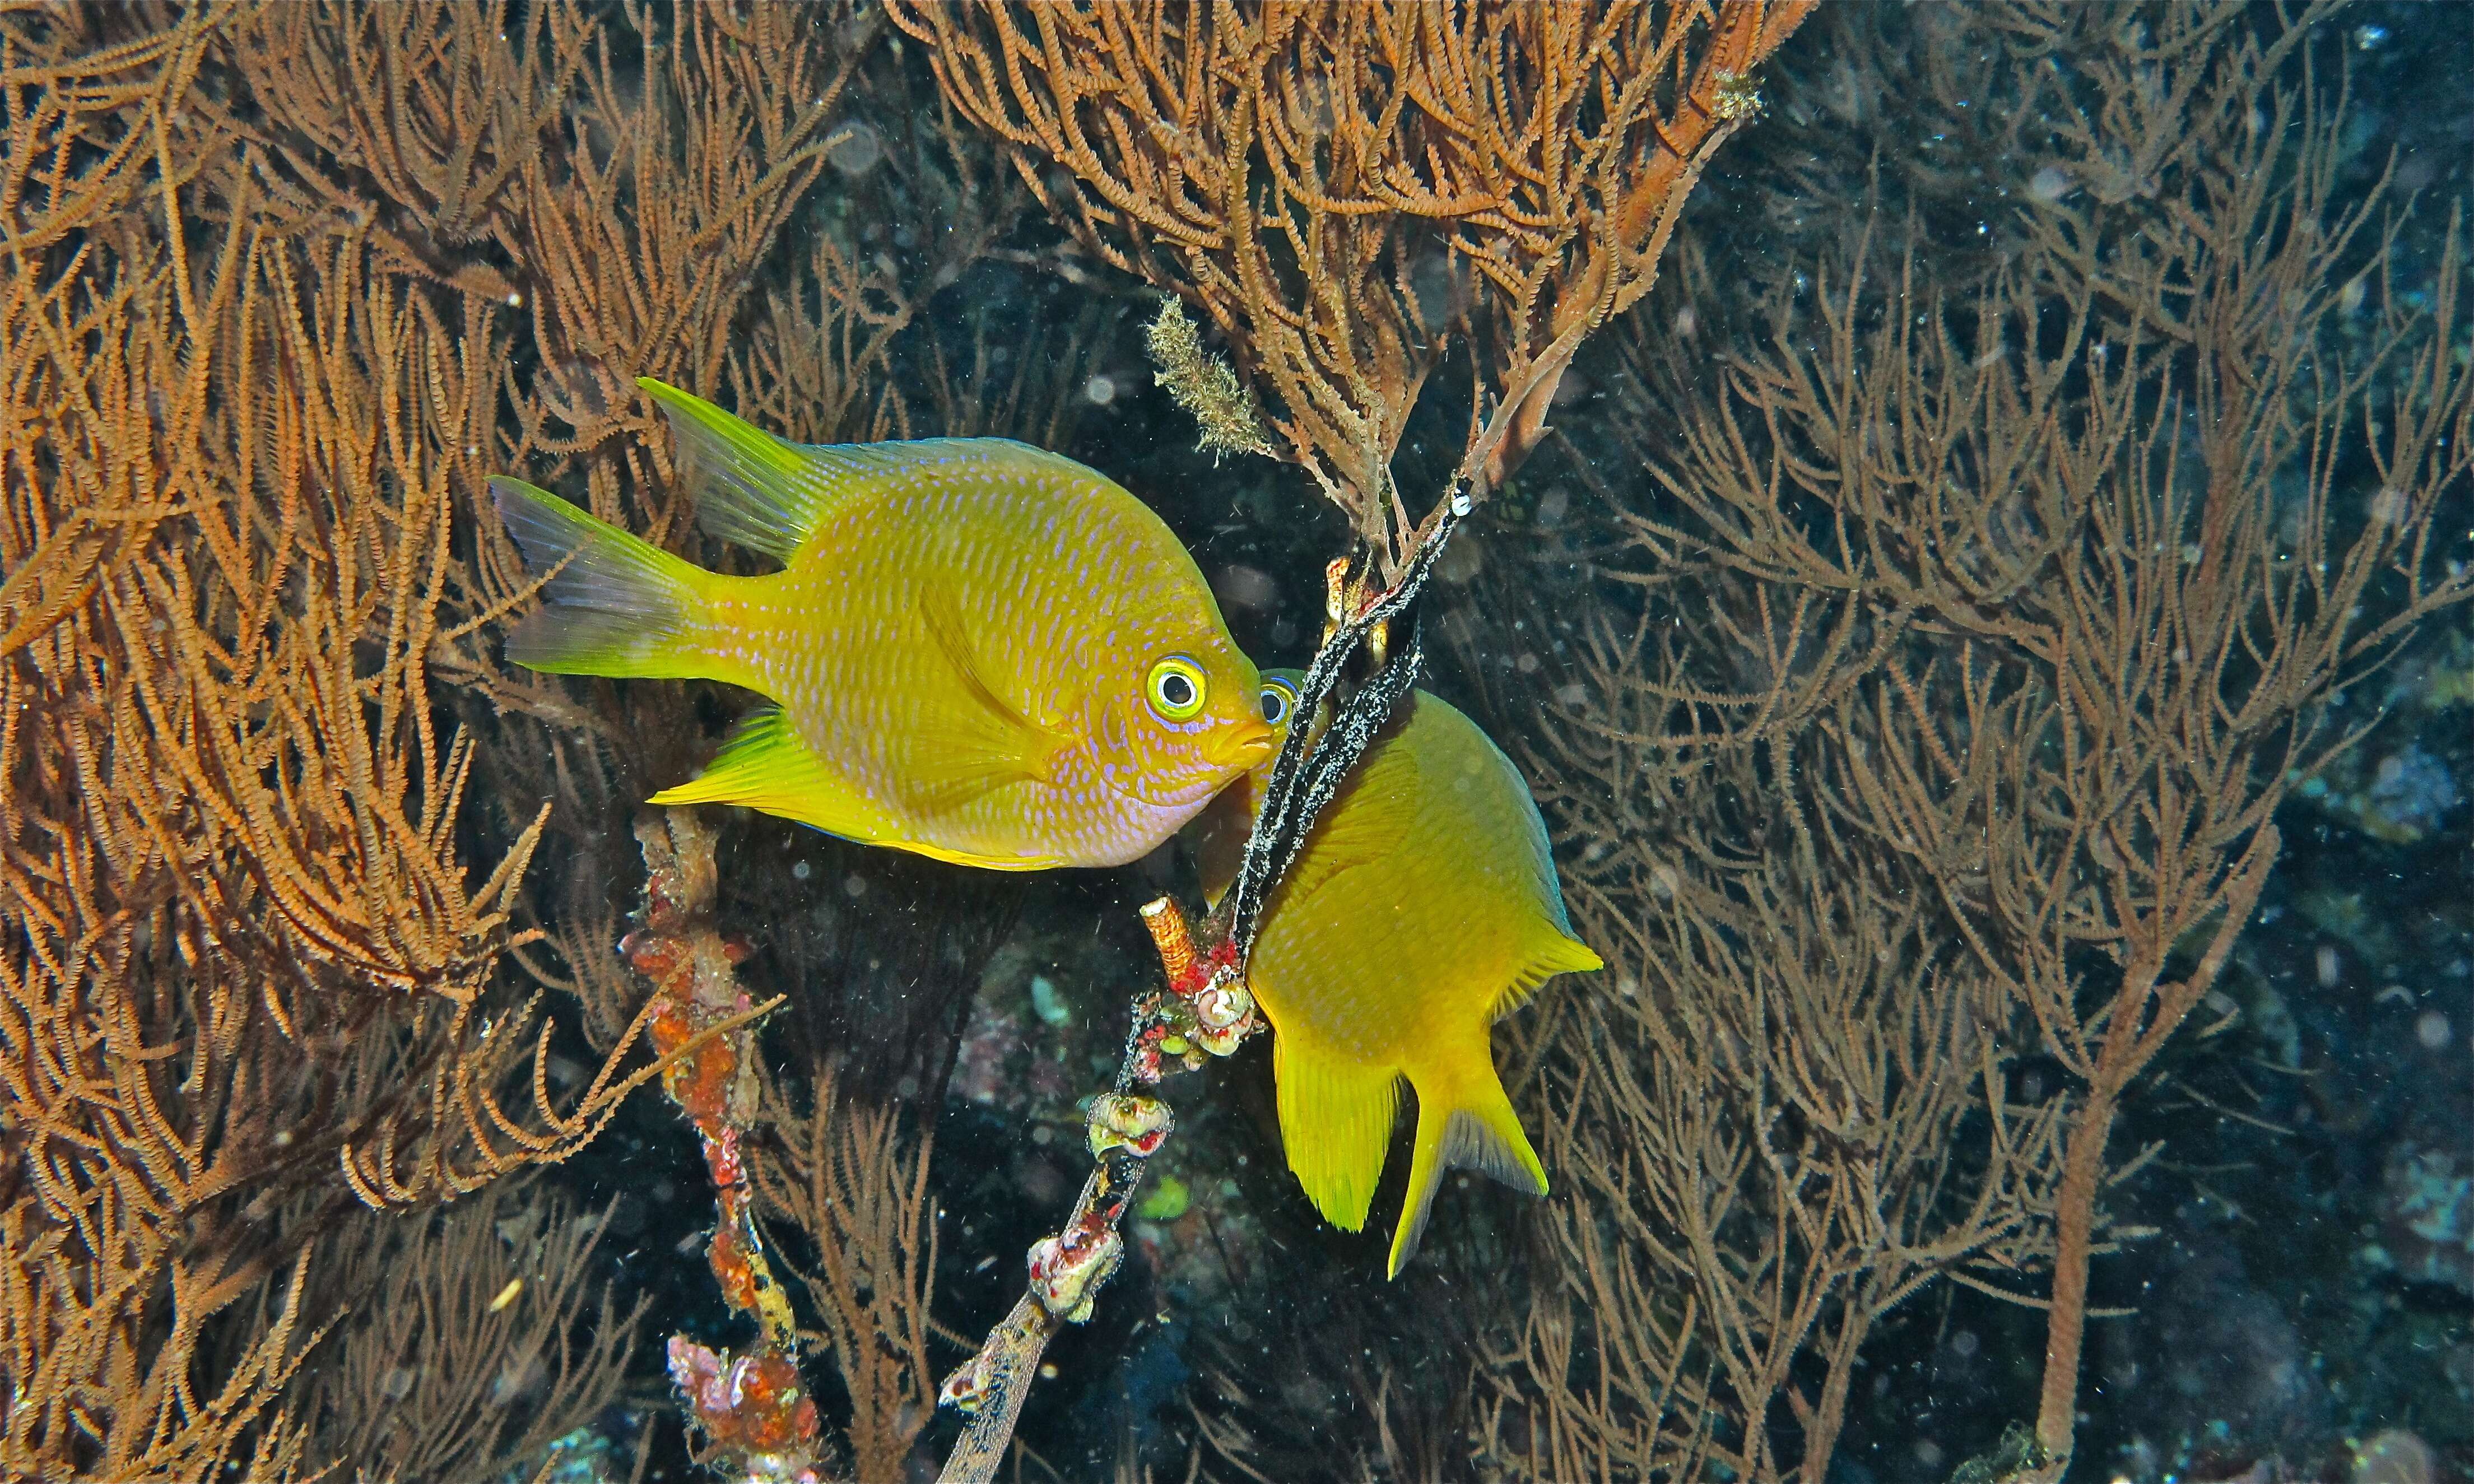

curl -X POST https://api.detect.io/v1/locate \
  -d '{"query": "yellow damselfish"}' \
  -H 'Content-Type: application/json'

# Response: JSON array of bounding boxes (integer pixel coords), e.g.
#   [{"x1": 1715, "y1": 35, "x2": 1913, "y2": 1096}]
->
[
  {"x1": 1199, "y1": 673, "x2": 1601, "y2": 1276},
  {"x1": 494, "y1": 379, "x2": 1273, "y2": 869}
]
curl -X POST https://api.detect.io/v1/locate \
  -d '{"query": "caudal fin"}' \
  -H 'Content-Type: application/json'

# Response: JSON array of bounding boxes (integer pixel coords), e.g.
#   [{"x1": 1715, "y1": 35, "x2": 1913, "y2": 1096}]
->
[
  {"x1": 492, "y1": 477, "x2": 710, "y2": 680},
  {"x1": 1388, "y1": 1052, "x2": 1547, "y2": 1279}
]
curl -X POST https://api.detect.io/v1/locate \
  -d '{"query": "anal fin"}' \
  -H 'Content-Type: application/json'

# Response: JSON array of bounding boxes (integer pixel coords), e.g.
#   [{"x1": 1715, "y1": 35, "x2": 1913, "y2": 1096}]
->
[
  {"x1": 649, "y1": 708, "x2": 900, "y2": 845},
  {"x1": 1272, "y1": 1030, "x2": 1402, "y2": 1234}
]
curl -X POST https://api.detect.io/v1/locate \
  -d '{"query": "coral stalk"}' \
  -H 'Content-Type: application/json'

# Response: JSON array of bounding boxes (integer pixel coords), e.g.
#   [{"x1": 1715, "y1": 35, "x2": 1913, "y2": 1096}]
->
[
  {"x1": 625, "y1": 810, "x2": 820, "y2": 1484},
  {"x1": 931, "y1": 894, "x2": 1235, "y2": 1483}
]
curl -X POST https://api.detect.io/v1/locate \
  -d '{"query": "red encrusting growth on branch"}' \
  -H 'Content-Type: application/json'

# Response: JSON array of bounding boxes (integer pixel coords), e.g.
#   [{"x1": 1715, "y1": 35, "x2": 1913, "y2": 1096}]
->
[
  {"x1": 666, "y1": 1340, "x2": 824, "y2": 1462},
  {"x1": 627, "y1": 810, "x2": 822, "y2": 1484}
]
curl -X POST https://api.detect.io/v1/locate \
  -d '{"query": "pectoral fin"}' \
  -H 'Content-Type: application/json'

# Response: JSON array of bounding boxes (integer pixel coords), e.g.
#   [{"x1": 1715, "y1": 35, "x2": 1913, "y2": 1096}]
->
[
  {"x1": 901, "y1": 588, "x2": 1066, "y2": 816},
  {"x1": 1269, "y1": 739, "x2": 1423, "y2": 914}
]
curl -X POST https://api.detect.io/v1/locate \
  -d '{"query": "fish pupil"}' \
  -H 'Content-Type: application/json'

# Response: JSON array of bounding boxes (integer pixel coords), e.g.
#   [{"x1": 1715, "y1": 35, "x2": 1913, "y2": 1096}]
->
[
  {"x1": 1161, "y1": 673, "x2": 1194, "y2": 708},
  {"x1": 1260, "y1": 687, "x2": 1287, "y2": 725}
]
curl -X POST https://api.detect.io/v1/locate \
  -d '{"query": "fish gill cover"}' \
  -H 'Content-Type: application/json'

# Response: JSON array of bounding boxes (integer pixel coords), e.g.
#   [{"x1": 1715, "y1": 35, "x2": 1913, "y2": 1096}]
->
[{"x1": 3, "y1": 4, "x2": 2471, "y2": 1484}]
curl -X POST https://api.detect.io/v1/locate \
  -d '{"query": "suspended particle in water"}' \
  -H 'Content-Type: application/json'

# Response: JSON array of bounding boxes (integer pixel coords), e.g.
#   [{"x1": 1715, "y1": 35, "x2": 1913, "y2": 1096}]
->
[
  {"x1": 828, "y1": 122, "x2": 885, "y2": 178},
  {"x1": 1435, "y1": 537, "x2": 1484, "y2": 585},
  {"x1": 2351, "y1": 1430, "x2": 2435, "y2": 1484},
  {"x1": 1211, "y1": 564, "x2": 1278, "y2": 613},
  {"x1": 1409, "y1": 250, "x2": 1457, "y2": 334},
  {"x1": 491, "y1": 1356, "x2": 544, "y2": 1405}
]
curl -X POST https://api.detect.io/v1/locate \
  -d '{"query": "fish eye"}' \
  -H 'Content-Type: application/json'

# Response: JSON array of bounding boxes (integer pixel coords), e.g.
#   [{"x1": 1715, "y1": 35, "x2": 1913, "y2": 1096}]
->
[
  {"x1": 1258, "y1": 678, "x2": 1296, "y2": 728},
  {"x1": 1146, "y1": 655, "x2": 1208, "y2": 721}
]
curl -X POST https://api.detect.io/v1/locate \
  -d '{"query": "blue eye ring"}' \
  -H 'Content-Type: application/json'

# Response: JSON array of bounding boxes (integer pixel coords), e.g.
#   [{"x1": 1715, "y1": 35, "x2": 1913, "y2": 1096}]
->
[
  {"x1": 1147, "y1": 655, "x2": 1209, "y2": 721},
  {"x1": 1258, "y1": 677, "x2": 1298, "y2": 728}
]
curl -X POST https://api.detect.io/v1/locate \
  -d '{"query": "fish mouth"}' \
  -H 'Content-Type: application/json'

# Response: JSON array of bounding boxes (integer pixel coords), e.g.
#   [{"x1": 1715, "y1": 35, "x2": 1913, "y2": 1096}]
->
[{"x1": 1218, "y1": 718, "x2": 1276, "y2": 770}]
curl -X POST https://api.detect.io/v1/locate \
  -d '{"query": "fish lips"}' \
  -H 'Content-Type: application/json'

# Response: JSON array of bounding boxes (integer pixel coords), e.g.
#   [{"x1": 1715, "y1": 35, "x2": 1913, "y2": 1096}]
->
[{"x1": 1214, "y1": 717, "x2": 1277, "y2": 771}]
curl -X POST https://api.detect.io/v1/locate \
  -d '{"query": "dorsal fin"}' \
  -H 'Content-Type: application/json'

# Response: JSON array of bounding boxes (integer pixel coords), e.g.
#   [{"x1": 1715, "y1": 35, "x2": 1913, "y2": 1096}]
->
[
  {"x1": 636, "y1": 378, "x2": 1102, "y2": 564},
  {"x1": 1490, "y1": 931, "x2": 1604, "y2": 1022}
]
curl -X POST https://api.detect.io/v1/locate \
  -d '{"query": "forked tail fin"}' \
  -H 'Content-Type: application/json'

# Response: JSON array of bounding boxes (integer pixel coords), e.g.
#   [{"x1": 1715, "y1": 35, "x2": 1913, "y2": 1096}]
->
[
  {"x1": 1389, "y1": 1049, "x2": 1548, "y2": 1278},
  {"x1": 492, "y1": 477, "x2": 712, "y2": 681}
]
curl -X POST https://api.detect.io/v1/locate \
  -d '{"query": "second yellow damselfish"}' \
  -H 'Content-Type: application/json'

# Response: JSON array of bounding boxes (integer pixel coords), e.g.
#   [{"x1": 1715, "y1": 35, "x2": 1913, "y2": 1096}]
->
[
  {"x1": 494, "y1": 380, "x2": 1273, "y2": 870},
  {"x1": 1198, "y1": 672, "x2": 1602, "y2": 1276}
]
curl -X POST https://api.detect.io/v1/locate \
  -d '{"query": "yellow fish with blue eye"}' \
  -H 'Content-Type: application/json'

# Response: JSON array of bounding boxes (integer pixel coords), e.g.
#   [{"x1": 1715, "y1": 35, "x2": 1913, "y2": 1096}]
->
[
  {"x1": 493, "y1": 380, "x2": 1273, "y2": 869},
  {"x1": 1197, "y1": 673, "x2": 1602, "y2": 1275}
]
